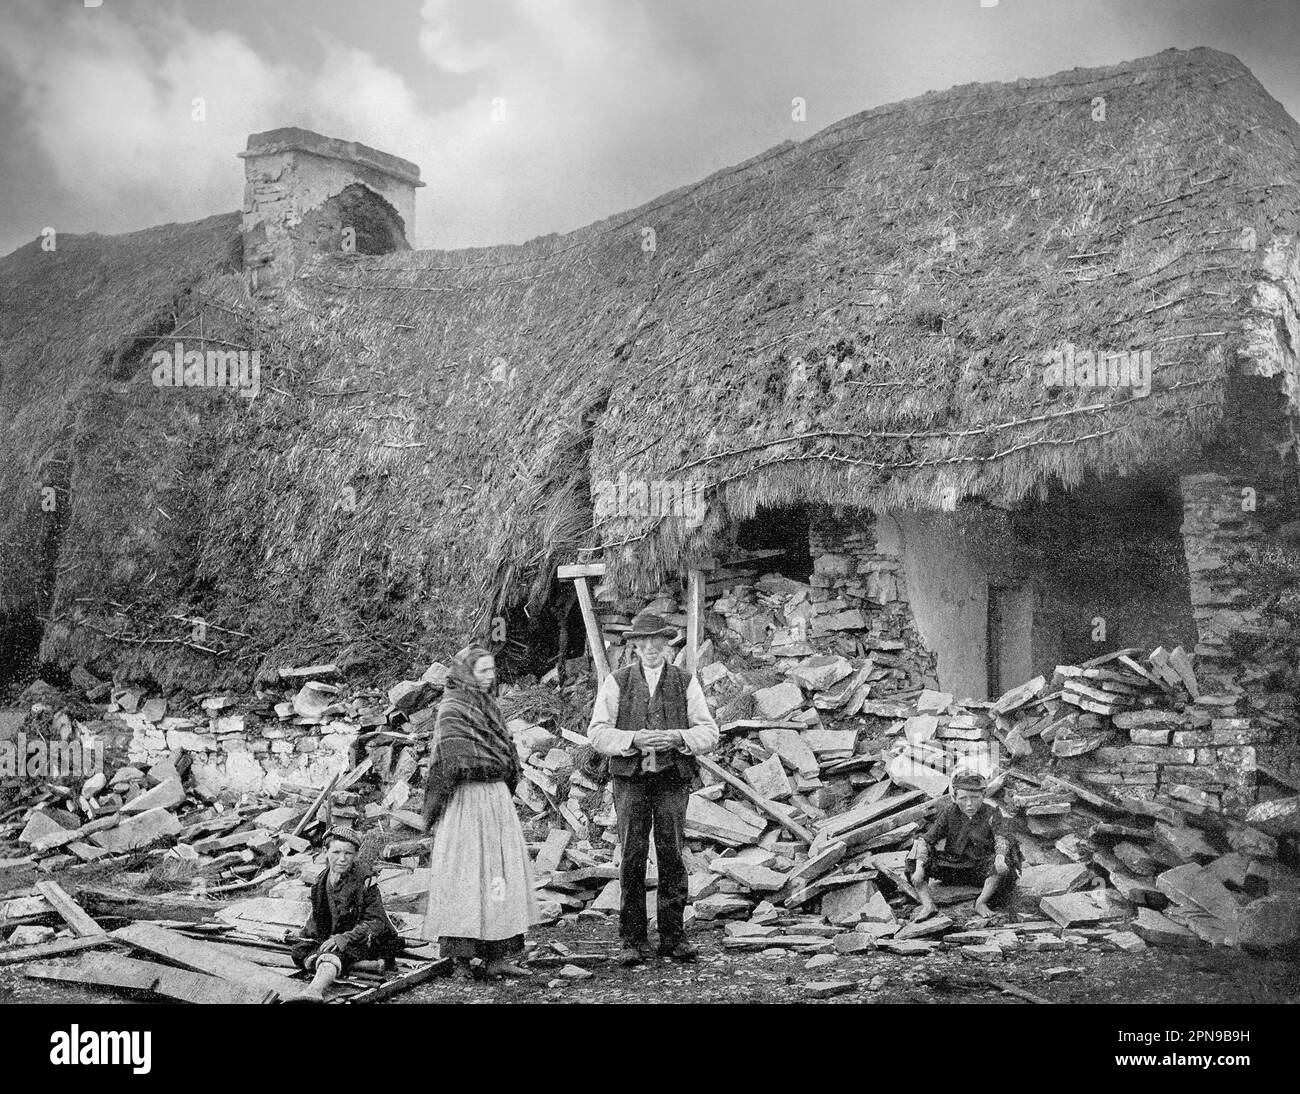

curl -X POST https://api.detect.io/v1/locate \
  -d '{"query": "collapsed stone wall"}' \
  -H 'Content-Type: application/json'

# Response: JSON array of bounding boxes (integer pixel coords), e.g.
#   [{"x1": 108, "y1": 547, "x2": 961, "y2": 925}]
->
[{"x1": 119, "y1": 696, "x2": 360, "y2": 796}]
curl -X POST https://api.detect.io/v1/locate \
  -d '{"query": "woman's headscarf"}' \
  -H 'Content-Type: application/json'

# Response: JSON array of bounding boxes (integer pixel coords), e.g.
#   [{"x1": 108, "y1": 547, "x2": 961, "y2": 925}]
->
[{"x1": 422, "y1": 644, "x2": 517, "y2": 828}]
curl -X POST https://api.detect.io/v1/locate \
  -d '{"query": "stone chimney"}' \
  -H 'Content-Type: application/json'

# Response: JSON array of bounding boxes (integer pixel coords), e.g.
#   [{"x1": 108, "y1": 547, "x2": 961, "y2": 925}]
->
[{"x1": 238, "y1": 127, "x2": 424, "y2": 293}]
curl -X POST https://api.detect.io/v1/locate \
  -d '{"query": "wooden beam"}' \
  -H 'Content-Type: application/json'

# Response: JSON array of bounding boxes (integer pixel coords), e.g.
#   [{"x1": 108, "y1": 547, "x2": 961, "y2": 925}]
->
[
  {"x1": 685, "y1": 568, "x2": 703, "y2": 675},
  {"x1": 343, "y1": 957, "x2": 451, "y2": 1003},
  {"x1": 696, "y1": 756, "x2": 816, "y2": 844},
  {"x1": 34, "y1": 881, "x2": 107, "y2": 938},
  {"x1": 572, "y1": 575, "x2": 610, "y2": 683},
  {"x1": 557, "y1": 562, "x2": 606, "y2": 579},
  {"x1": 337, "y1": 756, "x2": 374, "y2": 792},
  {"x1": 27, "y1": 952, "x2": 274, "y2": 1005},
  {"x1": 0, "y1": 934, "x2": 112, "y2": 966},
  {"x1": 77, "y1": 885, "x2": 225, "y2": 923},
  {"x1": 112, "y1": 922, "x2": 309, "y2": 1001},
  {"x1": 292, "y1": 773, "x2": 339, "y2": 837}
]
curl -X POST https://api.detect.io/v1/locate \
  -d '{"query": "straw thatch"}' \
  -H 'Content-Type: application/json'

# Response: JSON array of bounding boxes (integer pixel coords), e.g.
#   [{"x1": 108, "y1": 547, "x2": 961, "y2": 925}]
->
[
  {"x1": 292, "y1": 47, "x2": 1300, "y2": 597},
  {"x1": 0, "y1": 215, "x2": 241, "y2": 665},
  {"x1": 3, "y1": 47, "x2": 1298, "y2": 689}
]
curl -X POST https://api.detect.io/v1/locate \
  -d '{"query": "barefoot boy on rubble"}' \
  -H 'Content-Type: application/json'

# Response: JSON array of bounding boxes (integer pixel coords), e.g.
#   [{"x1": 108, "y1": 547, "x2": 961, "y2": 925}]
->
[
  {"x1": 290, "y1": 826, "x2": 403, "y2": 1000},
  {"x1": 910, "y1": 772, "x2": 1020, "y2": 923}
]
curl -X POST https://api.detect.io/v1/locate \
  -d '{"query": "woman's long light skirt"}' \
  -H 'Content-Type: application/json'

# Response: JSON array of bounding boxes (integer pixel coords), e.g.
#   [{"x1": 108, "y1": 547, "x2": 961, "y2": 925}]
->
[{"x1": 421, "y1": 780, "x2": 538, "y2": 943}]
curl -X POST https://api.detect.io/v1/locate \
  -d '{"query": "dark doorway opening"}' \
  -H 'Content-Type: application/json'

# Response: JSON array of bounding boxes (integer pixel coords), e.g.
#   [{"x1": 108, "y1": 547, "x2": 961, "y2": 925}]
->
[
  {"x1": 0, "y1": 610, "x2": 43, "y2": 697},
  {"x1": 733, "y1": 503, "x2": 815, "y2": 581}
]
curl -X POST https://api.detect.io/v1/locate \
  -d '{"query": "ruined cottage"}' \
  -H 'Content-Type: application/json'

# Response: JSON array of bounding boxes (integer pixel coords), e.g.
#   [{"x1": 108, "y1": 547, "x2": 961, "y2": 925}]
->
[{"x1": 1, "y1": 47, "x2": 1297, "y2": 806}]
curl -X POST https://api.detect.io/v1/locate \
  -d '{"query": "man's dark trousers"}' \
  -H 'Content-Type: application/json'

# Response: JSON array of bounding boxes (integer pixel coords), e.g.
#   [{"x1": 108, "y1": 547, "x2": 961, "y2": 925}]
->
[{"x1": 612, "y1": 770, "x2": 689, "y2": 947}]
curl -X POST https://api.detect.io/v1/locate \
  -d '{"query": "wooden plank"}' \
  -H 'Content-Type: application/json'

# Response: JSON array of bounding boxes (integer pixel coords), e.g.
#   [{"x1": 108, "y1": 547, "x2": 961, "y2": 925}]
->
[
  {"x1": 816, "y1": 790, "x2": 925, "y2": 838},
  {"x1": 112, "y1": 922, "x2": 308, "y2": 1001},
  {"x1": 388, "y1": 808, "x2": 426, "y2": 832},
  {"x1": 291, "y1": 773, "x2": 339, "y2": 837},
  {"x1": 696, "y1": 756, "x2": 815, "y2": 843},
  {"x1": 26, "y1": 952, "x2": 274, "y2": 1004},
  {"x1": 837, "y1": 799, "x2": 944, "y2": 852},
  {"x1": 685, "y1": 568, "x2": 703, "y2": 675},
  {"x1": 34, "y1": 881, "x2": 107, "y2": 938},
  {"x1": 77, "y1": 885, "x2": 223, "y2": 923},
  {"x1": 344, "y1": 957, "x2": 451, "y2": 1003},
  {"x1": 557, "y1": 562, "x2": 607, "y2": 579},
  {"x1": 572, "y1": 575, "x2": 610, "y2": 683},
  {"x1": 0, "y1": 934, "x2": 114, "y2": 965},
  {"x1": 337, "y1": 757, "x2": 374, "y2": 792}
]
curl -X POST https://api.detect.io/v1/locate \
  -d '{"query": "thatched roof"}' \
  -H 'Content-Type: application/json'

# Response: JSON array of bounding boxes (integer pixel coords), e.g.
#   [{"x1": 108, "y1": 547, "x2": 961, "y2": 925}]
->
[
  {"x1": 280, "y1": 46, "x2": 1300, "y2": 597},
  {"x1": 4, "y1": 47, "x2": 1298, "y2": 689},
  {"x1": 0, "y1": 214, "x2": 241, "y2": 624}
]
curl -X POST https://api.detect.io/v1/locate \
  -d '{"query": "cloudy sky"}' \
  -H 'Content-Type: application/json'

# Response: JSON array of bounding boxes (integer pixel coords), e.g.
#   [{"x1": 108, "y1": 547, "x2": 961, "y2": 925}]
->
[{"x1": 0, "y1": 0, "x2": 1296, "y2": 259}]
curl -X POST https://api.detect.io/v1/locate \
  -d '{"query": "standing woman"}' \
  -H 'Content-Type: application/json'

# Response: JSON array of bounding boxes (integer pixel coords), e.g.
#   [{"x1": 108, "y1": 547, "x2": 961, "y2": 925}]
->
[{"x1": 421, "y1": 644, "x2": 537, "y2": 979}]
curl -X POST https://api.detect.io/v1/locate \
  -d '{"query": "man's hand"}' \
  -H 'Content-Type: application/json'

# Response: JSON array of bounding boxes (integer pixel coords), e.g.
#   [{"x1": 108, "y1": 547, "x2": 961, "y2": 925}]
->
[
  {"x1": 318, "y1": 934, "x2": 348, "y2": 954},
  {"x1": 994, "y1": 854, "x2": 1008, "y2": 875},
  {"x1": 632, "y1": 730, "x2": 678, "y2": 749}
]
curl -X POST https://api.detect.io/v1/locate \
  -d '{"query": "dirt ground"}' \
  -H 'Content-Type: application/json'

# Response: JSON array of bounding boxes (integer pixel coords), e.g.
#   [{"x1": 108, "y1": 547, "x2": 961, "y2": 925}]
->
[
  {"x1": 4, "y1": 852, "x2": 1297, "y2": 1007},
  {"x1": 7, "y1": 915, "x2": 1293, "y2": 1007},
  {"x1": 397, "y1": 916, "x2": 1300, "y2": 1005}
]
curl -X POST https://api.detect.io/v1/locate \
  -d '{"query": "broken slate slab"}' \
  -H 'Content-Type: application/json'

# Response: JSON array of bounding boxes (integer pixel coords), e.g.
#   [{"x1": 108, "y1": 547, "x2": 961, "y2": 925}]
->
[
  {"x1": 916, "y1": 690, "x2": 953, "y2": 713},
  {"x1": 742, "y1": 754, "x2": 794, "y2": 801},
  {"x1": 886, "y1": 754, "x2": 950, "y2": 798},
  {"x1": 894, "y1": 914, "x2": 953, "y2": 940},
  {"x1": 89, "y1": 807, "x2": 183, "y2": 852},
  {"x1": 19, "y1": 811, "x2": 71, "y2": 846},
  {"x1": 1244, "y1": 795, "x2": 1300, "y2": 837},
  {"x1": 785, "y1": 655, "x2": 853, "y2": 693},
  {"x1": 1017, "y1": 863, "x2": 1091, "y2": 899},
  {"x1": 1104, "y1": 930, "x2": 1147, "y2": 953},
  {"x1": 724, "y1": 921, "x2": 779, "y2": 939},
  {"x1": 753, "y1": 683, "x2": 805, "y2": 721},
  {"x1": 713, "y1": 860, "x2": 787, "y2": 893},
  {"x1": 1040, "y1": 889, "x2": 1127, "y2": 928},
  {"x1": 876, "y1": 939, "x2": 940, "y2": 956},
  {"x1": 758, "y1": 728, "x2": 819, "y2": 777},
  {"x1": 821, "y1": 879, "x2": 878, "y2": 925},
  {"x1": 804, "y1": 952, "x2": 841, "y2": 972},
  {"x1": 833, "y1": 933, "x2": 876, "y2": 955},
  {"x1": 1113, "y1": 840, "x2": 1161, "y2": 877},
  {"x1": 121, "y1": 779, "x2": 185, "y2": 814},
  {"x1": 1155, "y1": 863, "x2": 1240, "y2": 924},
  {"x1": 1153, "y1": 821, "x2": 1219, "y2": 864},
  {"x1": 1133, "y1": 906, "x2": 1202, "y2": 950},
  {"x1": 1236, "y1": 893, "x2": 1300, "y2": 957},
  {"x1": 960, "y1": 944, "x2": 1004, "y2": 963},
  {"x1": 692, "y1": 894, "x2": 753, "y2": 920}
]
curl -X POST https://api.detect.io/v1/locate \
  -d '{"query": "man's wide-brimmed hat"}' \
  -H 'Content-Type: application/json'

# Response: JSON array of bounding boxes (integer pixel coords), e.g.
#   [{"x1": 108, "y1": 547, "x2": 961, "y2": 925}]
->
[{"x1": 625, "y1": 612, "x2": 678, "y2": 639}]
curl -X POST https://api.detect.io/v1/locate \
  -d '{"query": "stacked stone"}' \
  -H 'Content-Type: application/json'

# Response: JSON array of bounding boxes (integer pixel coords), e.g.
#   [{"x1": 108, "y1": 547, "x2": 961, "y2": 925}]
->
[
  {"x1": 122, "y1": 703, "x2": 359, "y2": 797},
  {"x1": 805, "y1": 523, "x2": 938, "y2": 690},
  {"x1": 1179, "y1": 470, "x2": 1298, "y2": 796},
  {"x1": 1053, "y1": 702, "x2": 1268, "y2": 814}
]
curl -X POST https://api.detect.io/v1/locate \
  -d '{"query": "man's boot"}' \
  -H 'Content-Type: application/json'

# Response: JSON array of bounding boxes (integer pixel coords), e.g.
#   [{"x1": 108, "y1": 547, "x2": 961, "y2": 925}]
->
[
  {"x1": 658, "y1": 939, "x2": 698, "y2": 963},
  {"x1": 618, "y1": 940, "x2": 654, "y2": 966}
]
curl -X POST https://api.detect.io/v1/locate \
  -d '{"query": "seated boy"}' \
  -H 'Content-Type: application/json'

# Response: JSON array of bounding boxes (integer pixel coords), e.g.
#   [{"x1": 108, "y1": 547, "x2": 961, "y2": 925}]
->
[
  {"x1": 291, "y1": 826, "x2": 403, "y2": 1000},
  {"x1": 910, "y1": 772, "x2": 1019, "y2": 922}
]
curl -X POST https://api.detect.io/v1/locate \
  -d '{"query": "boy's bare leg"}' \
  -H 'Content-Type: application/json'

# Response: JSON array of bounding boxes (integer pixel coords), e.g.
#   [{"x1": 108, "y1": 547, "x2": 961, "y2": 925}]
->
[
  {"x1": 301, "y1": 952, "x2": 342, "y2": 1000},
  {"x1": 911, "y1": 865, "x2": 936, "y2": 921},
  {"x1": 974, "y1": 866, "x2": 1008, "y2": 919}
]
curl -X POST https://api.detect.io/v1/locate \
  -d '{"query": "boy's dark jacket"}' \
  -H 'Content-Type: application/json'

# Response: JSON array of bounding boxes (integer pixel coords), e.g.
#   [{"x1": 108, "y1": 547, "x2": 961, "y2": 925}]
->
[{"x1": 302, "y1": 864, "x2": 399, "y2": 946}]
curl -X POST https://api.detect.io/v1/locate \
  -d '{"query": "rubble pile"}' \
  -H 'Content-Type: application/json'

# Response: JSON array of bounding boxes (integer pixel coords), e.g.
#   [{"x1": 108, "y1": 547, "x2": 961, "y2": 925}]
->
[
  {"x1": 498, "y1": 556, "x2": 1300, "y2": 958},
  {"x1": 2, "y1": 553, "x2": 1297, "y2": 999}
]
